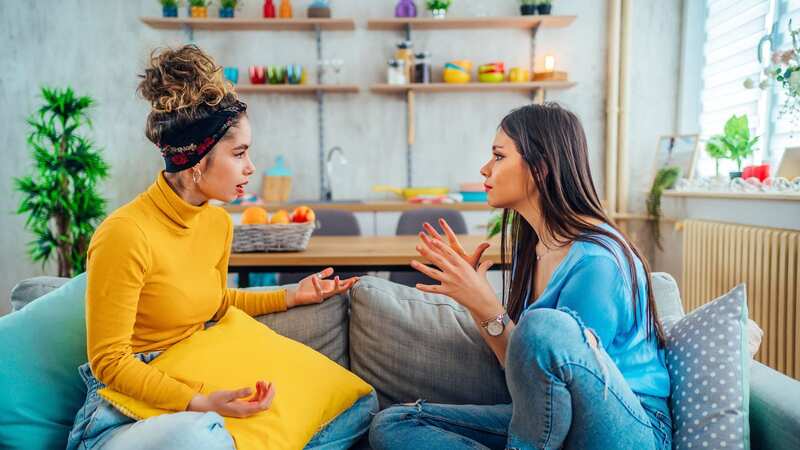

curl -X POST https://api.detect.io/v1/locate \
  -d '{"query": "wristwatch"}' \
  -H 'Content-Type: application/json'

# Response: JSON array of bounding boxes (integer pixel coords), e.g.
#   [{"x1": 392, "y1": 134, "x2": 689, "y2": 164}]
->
[{"x1": 481, "y1": 312, "x2": 510, "y2": 337}]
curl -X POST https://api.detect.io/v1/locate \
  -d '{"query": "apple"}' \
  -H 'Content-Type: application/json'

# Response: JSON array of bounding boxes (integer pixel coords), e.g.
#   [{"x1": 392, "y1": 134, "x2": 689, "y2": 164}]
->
[{"x1": 291, "y1": 206, "x2": 316, "y2": 223}]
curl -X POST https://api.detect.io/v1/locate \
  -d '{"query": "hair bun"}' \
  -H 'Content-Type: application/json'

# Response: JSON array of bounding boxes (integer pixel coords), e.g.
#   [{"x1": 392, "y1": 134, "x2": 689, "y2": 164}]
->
[{"x1": 138, "y1": 45, "x2": 234, "y2": 113}]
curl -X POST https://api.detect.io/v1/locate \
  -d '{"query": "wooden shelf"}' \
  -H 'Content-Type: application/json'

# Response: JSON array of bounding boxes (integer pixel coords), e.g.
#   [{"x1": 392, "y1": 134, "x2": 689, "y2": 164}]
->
[
  {"x1": 367, "y1": 16, "x2": 575, "y2": 31},
  {"x1": 370, "y1": 81, "x2": 576, "y2": 94},
  {"x1": 235, "y1": 84, "x2": 359, "y2": 94},
  {"x1": 140, "y1": 17, "x2": 356, "y2": 31}
]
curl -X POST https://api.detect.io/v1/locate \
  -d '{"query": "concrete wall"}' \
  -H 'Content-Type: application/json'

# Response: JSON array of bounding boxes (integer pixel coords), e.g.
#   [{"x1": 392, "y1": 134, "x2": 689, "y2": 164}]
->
[{"x1": 0, "y1": 0, "x2": 684, "y2": 315}]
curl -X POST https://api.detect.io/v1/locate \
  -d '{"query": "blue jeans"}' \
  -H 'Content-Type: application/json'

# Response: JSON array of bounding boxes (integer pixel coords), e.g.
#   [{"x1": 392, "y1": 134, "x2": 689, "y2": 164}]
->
[
  {"x1": 66, "y1": 351, "x2": 378, "y2": 450},
  {"x1": 370, "y1": 308, "x2": 672, "y2": 450}
]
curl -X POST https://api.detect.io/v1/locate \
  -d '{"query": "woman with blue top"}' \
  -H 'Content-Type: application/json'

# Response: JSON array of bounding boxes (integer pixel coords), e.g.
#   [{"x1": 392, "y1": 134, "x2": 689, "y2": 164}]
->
[{"x1": 369, "y1": 103, "x2": 672, "y2": 450}]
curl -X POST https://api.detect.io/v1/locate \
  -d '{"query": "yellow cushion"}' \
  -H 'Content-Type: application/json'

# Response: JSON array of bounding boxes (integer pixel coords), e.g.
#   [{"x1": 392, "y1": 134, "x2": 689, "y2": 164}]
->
[{"x1": 98, "y1": 307, "x2": 373, "y2": 450}]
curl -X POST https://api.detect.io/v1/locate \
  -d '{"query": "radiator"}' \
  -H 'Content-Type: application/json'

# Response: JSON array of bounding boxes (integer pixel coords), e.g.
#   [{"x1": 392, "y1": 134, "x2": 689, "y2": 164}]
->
[{"x1": 681, "y1": 220, "x2": 800, "y2": 379}]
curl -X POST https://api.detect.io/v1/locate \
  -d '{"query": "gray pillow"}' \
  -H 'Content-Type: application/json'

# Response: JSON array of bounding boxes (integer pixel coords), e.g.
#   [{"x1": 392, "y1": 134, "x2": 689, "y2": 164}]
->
[
  {"x1": 246, "y1": 285, "x2": 350, "y2": 368},
  {"x1": 664, "y1": 284, "x2": 750, "y2": 450},
  {"x1": 10, "y1": 276, "x2": 70, "y2": 312},
  {"x1": 349, "y1": 276, "x2": 509, "y2": 409}
]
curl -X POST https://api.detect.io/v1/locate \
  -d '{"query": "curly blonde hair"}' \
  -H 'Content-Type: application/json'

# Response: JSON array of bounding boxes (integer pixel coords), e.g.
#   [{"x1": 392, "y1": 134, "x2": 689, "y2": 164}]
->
[{"x1": 138, "y1": 45, "x2": 242, "y2": 147}]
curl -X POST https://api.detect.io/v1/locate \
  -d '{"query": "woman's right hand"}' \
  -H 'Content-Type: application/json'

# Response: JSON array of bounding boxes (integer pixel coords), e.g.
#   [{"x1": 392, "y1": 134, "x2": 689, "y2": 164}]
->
[
  {"x1": 187, "y1": 380, "x2": 275, "y2": 418},
  {"x1": 422, "y1": 219, "x2": 491, "y2": 269}
]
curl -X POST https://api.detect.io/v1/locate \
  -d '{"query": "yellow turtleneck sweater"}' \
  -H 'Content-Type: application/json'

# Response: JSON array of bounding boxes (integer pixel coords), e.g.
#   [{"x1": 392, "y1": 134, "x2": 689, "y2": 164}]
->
[{"x1": 86, "y1": 171, "x2": 287, "y2": 411}]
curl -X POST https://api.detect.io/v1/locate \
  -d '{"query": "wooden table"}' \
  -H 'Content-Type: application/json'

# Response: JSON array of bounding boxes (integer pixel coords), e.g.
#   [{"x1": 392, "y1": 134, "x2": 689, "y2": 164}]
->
[{"x1": 229, "y1": 235, "x2": 503, "y2": 287}]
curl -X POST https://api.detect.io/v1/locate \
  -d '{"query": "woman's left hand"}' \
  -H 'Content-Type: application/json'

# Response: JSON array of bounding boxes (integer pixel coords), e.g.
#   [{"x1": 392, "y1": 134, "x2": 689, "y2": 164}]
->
[
  {"x1": 411, "y1": 231, "x2": 498, "y2": 314},
  {"x1": 288, "y1": 267, "x2": 359, "y2": 308}
]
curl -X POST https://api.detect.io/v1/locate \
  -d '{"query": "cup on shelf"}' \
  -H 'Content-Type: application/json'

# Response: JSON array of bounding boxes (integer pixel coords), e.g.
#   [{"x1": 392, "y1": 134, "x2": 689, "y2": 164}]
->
[
  {"x1": 249, "y1": 66, "x2": 266, "y2": 84},
  {"x1": 224, "y1": 67, "x2": 239, "y2": 85}
]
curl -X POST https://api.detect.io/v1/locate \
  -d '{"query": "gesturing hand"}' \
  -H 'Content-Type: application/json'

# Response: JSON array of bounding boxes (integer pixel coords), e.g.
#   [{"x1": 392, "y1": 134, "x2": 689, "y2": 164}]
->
[
  {"x1": 422, "y1": 219, "x2": 491, "y2": 269},
  {"x1": 411, "y1": 224, "x2": 497, "y2": 314},
  {"x1": 188, "y1": 380, "x2": 276, "y2": 418},
  {"x1": 289, "y1": 267, "x2": 359, "y2": 308}
]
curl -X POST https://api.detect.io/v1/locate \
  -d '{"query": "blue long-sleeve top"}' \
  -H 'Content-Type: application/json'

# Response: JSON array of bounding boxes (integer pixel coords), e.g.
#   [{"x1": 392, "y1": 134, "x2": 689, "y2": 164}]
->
[{"x1": 523, "y1": 223, "x2": 670, "y2": 402}]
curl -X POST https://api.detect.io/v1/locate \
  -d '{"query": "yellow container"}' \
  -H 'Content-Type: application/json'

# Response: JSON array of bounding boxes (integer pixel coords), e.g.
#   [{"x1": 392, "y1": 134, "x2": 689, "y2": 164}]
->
[
  {"x1": 190, "y1": 6, "x2": 208, "y2": 17},
  {"x1": 262, "y1": 175, "x2": 292, "y2": 203}
]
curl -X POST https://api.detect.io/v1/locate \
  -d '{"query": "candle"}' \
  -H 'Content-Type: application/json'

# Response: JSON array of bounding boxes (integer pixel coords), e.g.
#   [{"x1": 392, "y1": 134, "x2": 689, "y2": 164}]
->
[{"x1": 544, "y1": 55, "x2": 555, "y2": 72}]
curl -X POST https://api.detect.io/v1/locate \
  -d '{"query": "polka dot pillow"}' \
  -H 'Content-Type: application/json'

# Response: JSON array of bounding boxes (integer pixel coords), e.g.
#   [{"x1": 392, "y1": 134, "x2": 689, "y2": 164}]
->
[{"x1": 663, "y1": 284, "x2": 750, "y2": 450}]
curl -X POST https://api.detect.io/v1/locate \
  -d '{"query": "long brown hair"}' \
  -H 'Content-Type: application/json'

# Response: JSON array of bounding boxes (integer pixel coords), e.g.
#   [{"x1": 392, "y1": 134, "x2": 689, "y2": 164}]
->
[{"x1": 499, "y1": 103, "x2": 665, "y2": 346}]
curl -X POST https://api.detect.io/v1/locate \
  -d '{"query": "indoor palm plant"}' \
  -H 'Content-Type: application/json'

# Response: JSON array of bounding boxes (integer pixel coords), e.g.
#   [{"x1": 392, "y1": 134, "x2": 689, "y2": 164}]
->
[
  {"x1": 646, "y1": 166, "x2": 680, "y2": 250},
  {"x1": 14, "y1": 87, "x2": 109, "y2": 277}
]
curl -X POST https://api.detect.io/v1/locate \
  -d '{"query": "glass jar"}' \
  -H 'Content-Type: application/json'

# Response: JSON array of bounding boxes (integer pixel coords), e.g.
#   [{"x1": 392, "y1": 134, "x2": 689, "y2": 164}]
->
[
  {"x1": 394, "y1": 41, "x2": 414, "y2": 85},
  {"x1": 387, "y1": 59, "x2": 407, "y2": 85},
  {"x1": 414, "y1": 51, "x2": 432, "y2": 84}
]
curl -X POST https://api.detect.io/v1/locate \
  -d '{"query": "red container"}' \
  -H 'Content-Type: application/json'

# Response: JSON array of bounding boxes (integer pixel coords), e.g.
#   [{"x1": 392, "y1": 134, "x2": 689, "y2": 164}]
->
[
  {"x1": 743, "y1": 164, "x2": 770, "y2": 181},
  {"x1": 263, "y1": 0, "x2": 276, "y2": 18}
]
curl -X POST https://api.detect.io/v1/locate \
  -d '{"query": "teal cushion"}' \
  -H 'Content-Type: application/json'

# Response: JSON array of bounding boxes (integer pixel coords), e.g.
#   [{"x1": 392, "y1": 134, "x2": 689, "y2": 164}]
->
[{"x1": 0, "y1": 273, "x2": 87, "y2": 449}]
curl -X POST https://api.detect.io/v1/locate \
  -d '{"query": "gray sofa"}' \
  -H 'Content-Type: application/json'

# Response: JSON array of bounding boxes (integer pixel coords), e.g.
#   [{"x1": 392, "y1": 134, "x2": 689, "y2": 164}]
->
[{"x1": 8, "y1": 273, "x2": 800, "y2": 449}]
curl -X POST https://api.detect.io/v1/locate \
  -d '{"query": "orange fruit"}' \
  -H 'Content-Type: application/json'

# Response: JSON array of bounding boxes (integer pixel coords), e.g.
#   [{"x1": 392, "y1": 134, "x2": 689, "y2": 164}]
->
[
  {"x1": 241, "y1": 206, "x2": 269, "y2": 225},
  {"x1": 291, "y1": 206, "x2": 316, "y2": 223},
  {"x1": 270, "y1": 209, "x2": 291, "y2": 224}
]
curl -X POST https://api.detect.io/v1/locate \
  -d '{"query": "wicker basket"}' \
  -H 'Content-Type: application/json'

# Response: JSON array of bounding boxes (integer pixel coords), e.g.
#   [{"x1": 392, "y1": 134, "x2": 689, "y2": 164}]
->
[{"x1": 232, "y1": 221, "x2": 315, "y2": 252}]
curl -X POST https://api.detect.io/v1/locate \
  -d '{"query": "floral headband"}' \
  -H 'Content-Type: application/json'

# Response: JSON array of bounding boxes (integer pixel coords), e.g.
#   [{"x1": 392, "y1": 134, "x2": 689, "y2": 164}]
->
[{"x1": 158, "y1": 100, "x2": 247, "y2": 173}]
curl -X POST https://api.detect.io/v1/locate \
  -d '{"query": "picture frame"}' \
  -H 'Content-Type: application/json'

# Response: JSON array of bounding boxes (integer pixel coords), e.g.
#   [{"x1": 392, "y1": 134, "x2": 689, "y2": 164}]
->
[
  {"x1": 776, "y1": 146, "x2": 800, "y2": 179},
  {"x1": 651, "y1": 134, "x2": 700, "y2": 182}
]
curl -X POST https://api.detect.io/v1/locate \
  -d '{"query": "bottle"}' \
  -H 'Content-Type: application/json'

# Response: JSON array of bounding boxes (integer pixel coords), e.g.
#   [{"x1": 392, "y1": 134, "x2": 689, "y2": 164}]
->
[
  {"x1": 263, "y1": 0, "x2": 276, "y2": 18},
  {"x1": 262, "y1": 156, "x2": 293, "y2": 203},
  {"x1": 394, "y1": 41, "x2": 414, "y2": 85},
  {"x1": 279, "y1": 0, "x2": 293, "y2": 18}
]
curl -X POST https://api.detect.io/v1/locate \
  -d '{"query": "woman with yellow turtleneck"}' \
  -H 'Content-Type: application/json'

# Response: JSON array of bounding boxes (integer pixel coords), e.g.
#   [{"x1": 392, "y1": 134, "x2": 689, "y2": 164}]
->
[{"x1": 65, "y1": 45, "x2": 375, "y2": 449}]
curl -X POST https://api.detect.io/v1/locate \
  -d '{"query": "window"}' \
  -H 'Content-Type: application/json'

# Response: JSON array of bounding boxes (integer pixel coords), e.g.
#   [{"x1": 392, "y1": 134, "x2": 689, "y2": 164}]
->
[{"x1": 697, "y1": 0, "x2": 799, "y2": 177}]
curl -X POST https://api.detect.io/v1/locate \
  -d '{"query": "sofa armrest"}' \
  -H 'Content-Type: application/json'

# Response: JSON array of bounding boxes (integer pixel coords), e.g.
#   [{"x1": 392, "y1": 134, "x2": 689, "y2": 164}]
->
[{"x1": 749, "y1": 361, "x2": 800, "y2": 450}]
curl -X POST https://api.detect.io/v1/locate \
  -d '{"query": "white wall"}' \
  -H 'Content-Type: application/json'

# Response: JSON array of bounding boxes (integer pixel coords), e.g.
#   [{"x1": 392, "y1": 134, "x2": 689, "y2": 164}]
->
[{"x1": 0, "y1": 0, "x2": 685, "y2": 315}]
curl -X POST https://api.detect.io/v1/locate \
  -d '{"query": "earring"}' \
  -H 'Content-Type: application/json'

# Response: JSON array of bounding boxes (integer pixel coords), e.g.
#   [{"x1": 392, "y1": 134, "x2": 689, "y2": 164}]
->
[{"x1": 192, "y1": 169, "x2": 202, "y2": 184}]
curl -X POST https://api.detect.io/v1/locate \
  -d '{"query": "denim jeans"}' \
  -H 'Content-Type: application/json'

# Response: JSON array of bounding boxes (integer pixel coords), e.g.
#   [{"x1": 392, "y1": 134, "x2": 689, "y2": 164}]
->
[
  {"x1": 370, "y1": 308, "x2": 673, "y2": 450},
  {"x1": 66, "y1": 351, "x2": 378, "y2": 450}
]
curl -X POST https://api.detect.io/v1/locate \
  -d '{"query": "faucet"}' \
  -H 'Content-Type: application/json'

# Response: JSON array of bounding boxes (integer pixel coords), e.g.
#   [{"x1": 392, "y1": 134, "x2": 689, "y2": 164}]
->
[{"x1": 322, "y1": 146, "x2": 347, "y2": 201}]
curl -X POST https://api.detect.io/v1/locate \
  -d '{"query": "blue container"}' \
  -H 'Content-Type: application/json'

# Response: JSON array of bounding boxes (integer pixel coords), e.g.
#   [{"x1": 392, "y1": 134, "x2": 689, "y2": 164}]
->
[
  {"x1": 163, "y1": 5, "x2": 178, "y2": 17},
  {"x1": 460, "y1": 191, "x2": 488, "y2": 202},
  {"x1": 219, "y1": 7, "x2": 235, "y2": 17},
  {"x1": 224, "y1": 67, "x2": 239, "y2": 85}
]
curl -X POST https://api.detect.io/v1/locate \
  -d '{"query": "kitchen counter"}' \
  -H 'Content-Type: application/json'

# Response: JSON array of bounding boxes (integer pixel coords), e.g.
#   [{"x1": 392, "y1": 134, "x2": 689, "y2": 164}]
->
[{"x1": 221, "y1": 201, "x2": 494, "y2": 213}]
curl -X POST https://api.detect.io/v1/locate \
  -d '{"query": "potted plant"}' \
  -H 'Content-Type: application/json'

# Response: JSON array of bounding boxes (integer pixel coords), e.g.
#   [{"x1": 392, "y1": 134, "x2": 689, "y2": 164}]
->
[
  {"x1": 159, "y1": 0, "x2": 181, "y2": 17},
  {"x1": 426, "y1": 0, "x2": 452, "y2": 19},
  {"x1": 14, "y1": 87, "x2": 109, "y2": 278},
  {"x1": 219, "y1": 0, "x2": 241, "y2": 18},
  {"x1": 395, "y1": 0, "x2": 418, "y2": 18},
  {"x1": 188, "y1": 0, "x2": 210, "y2": 17},
  {"x1": 706, "y1": 114, "x2": 759, "y2": 179},
  {"x1": 537, "y1": 0, "x2": 553, "y2": 15},
  {"x1": 646, "y1": 166, "x2": 680, "y2": 250},
  {"x1": 519, "y1": 0, "x2": 537, "y2": 16}
]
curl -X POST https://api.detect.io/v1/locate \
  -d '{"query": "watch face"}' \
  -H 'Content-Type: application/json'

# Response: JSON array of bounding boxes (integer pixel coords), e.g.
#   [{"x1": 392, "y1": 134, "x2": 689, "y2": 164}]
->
[{"x1": 487, "y1": 320, "x2": 503, "y2": 336}]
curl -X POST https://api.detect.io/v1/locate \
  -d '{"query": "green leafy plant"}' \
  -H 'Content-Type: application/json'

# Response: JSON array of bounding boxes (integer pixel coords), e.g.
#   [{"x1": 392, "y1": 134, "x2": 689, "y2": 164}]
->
[
  {"x1": 219, "y1": 0, "x2": 242, "y2": 8},
  {"x1": 646, "y1": 166, "x2": 680, "y2": 250},
  {"x1": 518, "y1": 0, "x2": 536, "y2": 5},
  {"x1": 189, "y1": 0, "x2": 211, "y2": 7},
  {"x1": 14, "y1": 87, "x2": 110, "y2": 277},
  {"x1": 487, "y1": 210, "x2": 514, "y2": 239},
  {"x1": 705, "y1": 114, "x2": 759, "y2": 175},
  {"x1": 536, "y1": 0, "x2": 553, "y2": 5},
  {"x1": 159, "y1": 0, "x2": 181, "y2": 7},
  {"x1": 426, "y1": 0, "x2": 452, "y2": 11}
]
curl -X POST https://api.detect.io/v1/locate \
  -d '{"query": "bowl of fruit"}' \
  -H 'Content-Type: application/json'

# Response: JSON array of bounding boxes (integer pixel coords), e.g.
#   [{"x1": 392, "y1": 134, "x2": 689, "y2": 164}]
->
[{"x1": 232, "y1": 206, "x2": 317, "y2": 252}]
